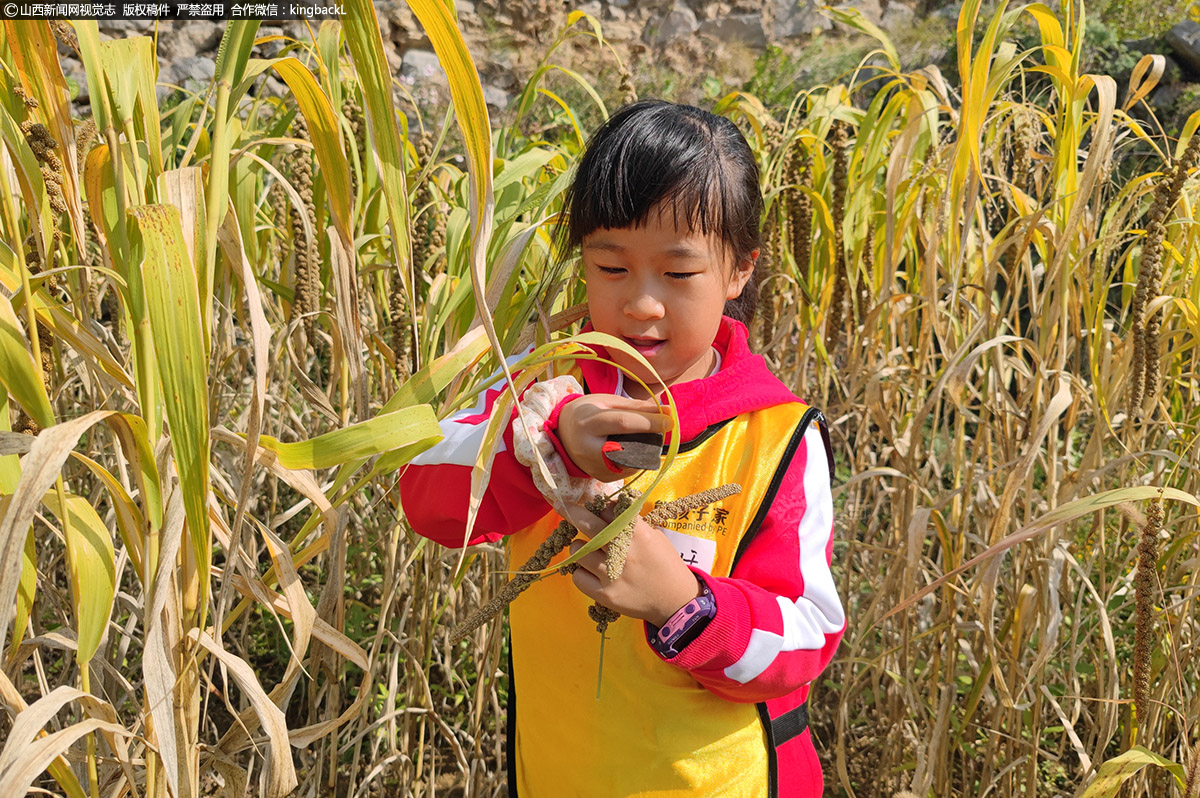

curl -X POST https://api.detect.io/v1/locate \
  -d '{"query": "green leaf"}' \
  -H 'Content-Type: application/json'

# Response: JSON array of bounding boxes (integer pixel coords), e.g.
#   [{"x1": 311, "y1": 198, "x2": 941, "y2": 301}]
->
[
  {"x1": 0, "y1": 294, "x2": 54, "y2": 429},
  {"x1": 0, "y1": 391, "x2": 18, "y2": 494},
  {"x1": 825, "y1": 7, "x2": 900, "y2": 69},
  {"x1": 251, "y1": 405, "x2": 442, "y2": 471},
  {"x1": 344, "y1": 0, "x2": 411, "y2": 297},
  {"x1": 129, "y1": 204, "x2": 211, "y2": 615},
  {"x1": 1079, "y1": 746, "x2": 1185, "y2": 797},
  {"x1": 7, "y1": 497, "x2": 36, "y2": 655},
  {"x1": 40, "y1": 492, "x2": 116, "y2": 663}
]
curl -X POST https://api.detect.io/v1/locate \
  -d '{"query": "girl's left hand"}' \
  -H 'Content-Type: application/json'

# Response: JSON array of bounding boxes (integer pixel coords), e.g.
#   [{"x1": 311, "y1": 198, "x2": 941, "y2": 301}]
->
[{"x1": 563, "y1": 501, "x2": 701, "y2": 627}]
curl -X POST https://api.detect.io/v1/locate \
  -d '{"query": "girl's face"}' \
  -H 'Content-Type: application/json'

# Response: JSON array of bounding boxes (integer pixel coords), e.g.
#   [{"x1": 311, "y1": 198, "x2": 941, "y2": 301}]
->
[{"x1": 582, "y1": 207, "x2": 754, "y2": 400}]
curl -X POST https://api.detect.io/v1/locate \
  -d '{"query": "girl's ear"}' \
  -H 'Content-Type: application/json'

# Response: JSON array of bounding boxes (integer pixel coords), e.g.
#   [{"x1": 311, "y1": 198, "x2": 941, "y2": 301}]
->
[{"x1": 725, "y1": 250, "x2": 758, "y2": 300}]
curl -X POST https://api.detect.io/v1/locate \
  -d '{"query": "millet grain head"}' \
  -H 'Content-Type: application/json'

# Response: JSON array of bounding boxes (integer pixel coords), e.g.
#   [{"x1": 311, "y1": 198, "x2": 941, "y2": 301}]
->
[
  {"x1": 1131, "y1": 131, "x2": 1200, "y2": 418},
  {"x1": 14, "y1": 84, "x2": 38, "y2": 110},
  {"x1": 448, "y1": 486, "x2": 741, "y2": 642},
  {"x1": 588, "y1": 604, "x2": 621, "y2": 634},
  {"x1": 1184, "y1": 740, "x2": 1200, "y2": 798},
  {"x1": 1141, "y1": 132, "x2": 1200, "y2": 411},
  {"x1": 644, "y1": 484, "x2": 741, "y2": 526},
  {"x1": 602, "y1": 490, "x2": 637, "y2": 580},
  {"x1": 342, "y1": 94, "x2": 365, "y2": 198},
  {"x1": 758, "y1": 206, "x2": 780, "y2": 352},
  {"x1": 825, "y1": 121, "x2": 851, "y2": 354},
  {"x1": 50, "y1": 20, "x2": 80, "y2": 54},
  {"x1": 448, "y1": 520, "x2": 579, "y2": 644},
  {"x1": 787, "y1": 136, "x2": 813, "y2": 282},
  {"x1": 1133, "y1": 498, "x2": 1164, "y2": 726},
  {"x1": 287, "y1": 115, "x2": 319, "y2": 337}
]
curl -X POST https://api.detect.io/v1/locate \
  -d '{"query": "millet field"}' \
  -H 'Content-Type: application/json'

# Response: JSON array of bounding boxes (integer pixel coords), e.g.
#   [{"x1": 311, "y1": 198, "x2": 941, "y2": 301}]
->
[{"x1": 1, "y1": 1, "x2": 1200, "y2": 795}]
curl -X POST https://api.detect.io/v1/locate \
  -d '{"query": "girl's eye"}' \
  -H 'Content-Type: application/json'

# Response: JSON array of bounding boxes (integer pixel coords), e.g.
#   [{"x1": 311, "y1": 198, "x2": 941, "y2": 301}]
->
[
  {"x1": 597, "y1": 266, "x2": 625, "y2": 275},
  {"x1": 667, "y1": 272, "x2": 698, "y2": 280}
]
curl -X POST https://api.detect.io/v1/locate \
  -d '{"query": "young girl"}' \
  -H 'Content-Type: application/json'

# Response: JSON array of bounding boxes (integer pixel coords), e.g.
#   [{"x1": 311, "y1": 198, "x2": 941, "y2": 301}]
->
[{"x1": 399, "y1": 101, "x2": 844, "y2": 797}]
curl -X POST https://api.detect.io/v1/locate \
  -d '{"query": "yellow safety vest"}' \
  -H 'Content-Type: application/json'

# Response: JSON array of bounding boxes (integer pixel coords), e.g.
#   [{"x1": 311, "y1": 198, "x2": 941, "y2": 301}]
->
[{"x1": 506, "y1": 400, "x2": 820, "y2": 797}]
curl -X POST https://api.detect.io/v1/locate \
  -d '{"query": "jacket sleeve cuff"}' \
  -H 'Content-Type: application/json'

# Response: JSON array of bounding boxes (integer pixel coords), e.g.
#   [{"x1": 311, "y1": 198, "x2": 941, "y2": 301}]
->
[
  {"x1": 542, "y1": 393, "x2": 588, "y2": 478},
  {"x1": 645, "y1": 569, "x2": 751, "y2": 671}
]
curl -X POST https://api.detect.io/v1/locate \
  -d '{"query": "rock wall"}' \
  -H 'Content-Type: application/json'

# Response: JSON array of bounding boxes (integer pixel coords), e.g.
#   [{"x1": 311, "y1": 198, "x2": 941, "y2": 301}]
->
[
  {"x1": 57, "y1": 1, "x2": 904, "y2": 110},
  {"x1": 54, "y1": 3, "x2": 1200, "y2": 125}
]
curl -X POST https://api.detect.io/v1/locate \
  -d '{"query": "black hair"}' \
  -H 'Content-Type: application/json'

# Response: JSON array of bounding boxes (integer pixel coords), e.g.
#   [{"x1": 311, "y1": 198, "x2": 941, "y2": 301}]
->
[{"x1": 559, "y1": 100, "x2": 762, "y2": 326}]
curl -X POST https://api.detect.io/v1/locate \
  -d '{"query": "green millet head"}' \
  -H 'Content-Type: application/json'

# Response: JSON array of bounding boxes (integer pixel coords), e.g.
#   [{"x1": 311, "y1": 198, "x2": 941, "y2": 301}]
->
[{"x1": 602, "y1": 490, "x2": 638, "y2": 580}]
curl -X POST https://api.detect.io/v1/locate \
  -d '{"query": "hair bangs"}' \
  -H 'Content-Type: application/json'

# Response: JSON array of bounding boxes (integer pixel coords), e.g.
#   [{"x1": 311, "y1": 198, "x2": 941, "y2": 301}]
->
[
  {"x1": 563, "y1": 102, "x2": 743, "y2": 246},
  {"x1": 558, "y1": 100, "x2": 764, "y2": 326}
]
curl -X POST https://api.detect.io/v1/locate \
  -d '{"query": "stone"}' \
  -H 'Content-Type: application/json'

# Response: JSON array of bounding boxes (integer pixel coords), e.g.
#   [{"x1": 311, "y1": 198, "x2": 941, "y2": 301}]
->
[
  {"x1": 577, "y1": 0, "x2": 603, "y2": 18},
  {"x1": 157, "y1": 21, "x2": 222, "y2": 60},
  {"x1": 773, "y1": 0, "x2": 832, "y2": 38},
  {"x1": 1150, "y1": 80, "x2": 1189, "y2": 114},
  {"x1": 1166, "y1": 20, "x2": 1200, "y2": 77},
  {"x1": 401, "y1": 49, "x2": 451, "y2": 106},
  {"x1": 483, "y1": 83, "x2": 512, "y2": 111},
  {"x1": 644, "y1": 3, "x2": 700, "y2": 45},
  {"x1": 880, "y1": 1, "x2": 914, "y2": 29},
  {"x1": 61, "y1": 56, "x2": 88, "y2": 103},
  {"x1": 157, "y1": 56, "x2": 215, "y2": 101},
  {"x1": 380, "y1": 2, "x2": 431, "y2": 50},
  {"x1": 698, "y1": 13, "x2": 767, "y2": 48},
  {"x1": 97, "y1": 20, "x2": 155, "y2": 35},
  {"x1": 1162, "y1": 54, "x2": 1185, "y2": 85},
  {"x1": 454, "y1": 0, "x2": 476, "y2": 17}
]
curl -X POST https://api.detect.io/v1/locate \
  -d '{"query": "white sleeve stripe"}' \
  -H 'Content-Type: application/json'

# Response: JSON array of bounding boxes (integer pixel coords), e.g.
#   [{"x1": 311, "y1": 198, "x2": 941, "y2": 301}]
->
[
  {"x1": 725, "y1": 629, "x2": 784, "y2": 683},
  {"x1": 797, "y1": 425, "x2": 846, "y2": 630},
  {"x1": 721, "y1": 424, "x2": 845, "y2": 685},
  {"x1": 408, "y1": 349, "x2": 532, "y2": 468},
  {"x1": 778, "y1": 595, "x2": 830, "y2": 650},
  {"x1": 410, "y1": 415, "x2": 498, "y2": 467}
]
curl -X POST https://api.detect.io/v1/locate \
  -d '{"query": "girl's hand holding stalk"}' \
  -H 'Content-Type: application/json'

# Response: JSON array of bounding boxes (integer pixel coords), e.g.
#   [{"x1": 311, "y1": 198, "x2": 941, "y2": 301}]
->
[
  {"x1": 557, "y1": 395, "x2": 672, "y2": 482},
  {"x1": 563, "y1": 500, "x2": 702, "y2": 627}
]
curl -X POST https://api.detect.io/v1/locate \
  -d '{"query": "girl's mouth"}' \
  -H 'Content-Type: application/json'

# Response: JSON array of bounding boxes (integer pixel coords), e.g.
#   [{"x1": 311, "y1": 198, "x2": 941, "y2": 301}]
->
[{"x1": 624, "y1": 336, "x2": 665, "y2": 356}]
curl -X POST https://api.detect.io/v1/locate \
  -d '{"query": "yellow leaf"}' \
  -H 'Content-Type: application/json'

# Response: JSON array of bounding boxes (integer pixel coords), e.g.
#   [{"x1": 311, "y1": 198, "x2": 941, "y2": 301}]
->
[
  {"x1": 267, "y1": 57, "x2": 354, "y2": 248},
  {"x1": 884, "y1": 486, "x2": 1200, "y2": 622},
  {"x1": 4, "y1": 21, "x2": 88, "y2": 244},
  {"x1": 1079, "y1": 747, "x2": 1185, "y2": 796}
]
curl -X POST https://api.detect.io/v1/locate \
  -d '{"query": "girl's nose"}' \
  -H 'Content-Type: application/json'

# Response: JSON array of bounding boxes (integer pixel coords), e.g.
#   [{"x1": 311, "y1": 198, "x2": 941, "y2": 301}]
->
[{"x1": 624, "y1": 291, "x2": 665, "y2": 320}]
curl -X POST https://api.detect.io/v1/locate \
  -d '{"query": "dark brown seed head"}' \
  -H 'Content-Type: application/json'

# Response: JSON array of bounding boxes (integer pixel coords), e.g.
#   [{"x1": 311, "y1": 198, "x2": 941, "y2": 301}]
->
[{"x1": 1133, "y1": 498, "x2": 1164, "y2": 727}]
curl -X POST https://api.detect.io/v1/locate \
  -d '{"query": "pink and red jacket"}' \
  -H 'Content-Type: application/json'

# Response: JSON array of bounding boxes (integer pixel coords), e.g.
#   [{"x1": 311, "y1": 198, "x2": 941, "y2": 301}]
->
[{"x1": 399, "y1": 317, "x2": 845, "y2": 796}]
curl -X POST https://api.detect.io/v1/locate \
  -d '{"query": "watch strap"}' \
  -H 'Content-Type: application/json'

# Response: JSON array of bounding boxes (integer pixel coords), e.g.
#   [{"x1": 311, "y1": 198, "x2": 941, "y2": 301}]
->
[{"x1": 649, "y1": 577, "x2": 716, "y2": 658}]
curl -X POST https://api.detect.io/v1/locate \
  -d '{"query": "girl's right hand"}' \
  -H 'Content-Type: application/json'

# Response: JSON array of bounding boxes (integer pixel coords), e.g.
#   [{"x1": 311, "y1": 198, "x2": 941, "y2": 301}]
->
[{"x1": 556, "y1": 395, "x2": 672, "y2": 482}]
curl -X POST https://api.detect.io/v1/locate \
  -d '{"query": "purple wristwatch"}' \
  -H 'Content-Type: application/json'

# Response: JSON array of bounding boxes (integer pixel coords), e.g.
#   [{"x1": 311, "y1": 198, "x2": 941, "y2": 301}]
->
[{"x1": 649, "y1": 577, "x2": 716, "y2": 658}]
